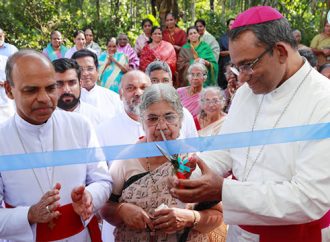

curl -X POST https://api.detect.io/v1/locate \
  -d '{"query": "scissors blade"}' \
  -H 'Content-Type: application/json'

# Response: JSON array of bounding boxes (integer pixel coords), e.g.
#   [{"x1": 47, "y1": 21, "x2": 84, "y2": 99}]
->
[{"x1": 155, "y1": 144, "x2": 172, "y2": 162}]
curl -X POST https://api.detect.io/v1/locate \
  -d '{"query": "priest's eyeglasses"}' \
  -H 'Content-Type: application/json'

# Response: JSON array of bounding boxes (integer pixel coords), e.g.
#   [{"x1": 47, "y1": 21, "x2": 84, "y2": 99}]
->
[
  {"x1": 231, "y1": 47, "x2": 272, "y2": 76},
  {"x1": 80, "y1": 66, "x2": 95, "y2": 73},
  {"x1": 143, "y1": 114, "x2": 179, "y2": 126}
]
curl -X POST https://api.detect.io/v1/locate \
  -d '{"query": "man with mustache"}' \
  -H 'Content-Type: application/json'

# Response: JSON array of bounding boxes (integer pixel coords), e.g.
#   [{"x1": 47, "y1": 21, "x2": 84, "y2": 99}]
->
[
  {"x1": 71, "y1": 49, "x2": 122, "y2": 119},
  {"x1": 53, "y1": 58, "x2": 108, "y2": 126},
  {"x1": 0, "y1": 49, "x2": 112, "y2": 241}
]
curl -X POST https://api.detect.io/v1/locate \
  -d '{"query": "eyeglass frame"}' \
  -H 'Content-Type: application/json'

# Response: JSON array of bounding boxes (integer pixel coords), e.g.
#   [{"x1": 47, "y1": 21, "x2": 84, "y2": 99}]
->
[
  {"x1": 231, "y1": 47, "x2": 273, "y2": 75},
  {"x1": 142, "y1": 113, "x2": 179, "y2": 126}
]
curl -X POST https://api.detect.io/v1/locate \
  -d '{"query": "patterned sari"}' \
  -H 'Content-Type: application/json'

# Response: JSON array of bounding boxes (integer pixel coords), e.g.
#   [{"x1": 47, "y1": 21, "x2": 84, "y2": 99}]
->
[
  {"x1": 98, "y1": 51, "x2": 128, "y2": 93},
  {"x1": 139, "y1": 40, "x2": 176, "y2": 75},
  {"x1": 113, "y1": 161, "x2": 209, "y2": 242},
  {"x1": 177, "y1": 41, "x2": 218, "y2": 87},
  {"x1": 163, "y1": 27, "x2": 187, "y2": 57}
]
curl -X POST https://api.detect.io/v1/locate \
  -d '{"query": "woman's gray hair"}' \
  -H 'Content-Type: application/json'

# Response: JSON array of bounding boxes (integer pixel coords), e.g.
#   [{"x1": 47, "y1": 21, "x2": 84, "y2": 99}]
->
[
  {"x1": 199, "y1": 86, "x2": 226, "y2": 115},
  {"x1": 187, "y1": 62, "x2": 208, "y2": 75},
  {"x1": 139, "y1": 83, "x2": 183, "y2": 120}
]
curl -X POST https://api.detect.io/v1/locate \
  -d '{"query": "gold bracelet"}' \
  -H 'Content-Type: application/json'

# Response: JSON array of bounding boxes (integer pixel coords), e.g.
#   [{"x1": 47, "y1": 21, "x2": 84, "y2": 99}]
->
[{"x1": 116, "y1": 203, "x2": 126, "y2": 216}]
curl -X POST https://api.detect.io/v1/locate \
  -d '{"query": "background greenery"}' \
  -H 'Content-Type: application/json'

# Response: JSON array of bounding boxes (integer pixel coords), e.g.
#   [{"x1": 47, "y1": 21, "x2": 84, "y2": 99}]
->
[{"x1": 0, "y1": 0, "x2": 329, "y2": 51}]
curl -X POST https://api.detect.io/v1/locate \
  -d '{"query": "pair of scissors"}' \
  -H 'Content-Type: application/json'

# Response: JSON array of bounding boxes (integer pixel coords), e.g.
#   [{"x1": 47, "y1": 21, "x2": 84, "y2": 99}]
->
[{"x1": 155, "y1": 130, "x2": 190, "y2": 174}]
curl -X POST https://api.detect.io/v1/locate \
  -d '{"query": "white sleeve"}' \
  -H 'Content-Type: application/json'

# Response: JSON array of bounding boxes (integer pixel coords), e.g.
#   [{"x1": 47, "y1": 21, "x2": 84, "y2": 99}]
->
[
  {"x1": 84, "y1": 122, "x2": 112, "y2": 211},
  {"x1": 222, "y1": 139, "x2": 330, "y2": 225},
  {"x1": 181, "y1": 108, "x2": 198, "y2": 138},
  {"x1": 0, "y1": 173, "x2": 35, "y2": 241}
]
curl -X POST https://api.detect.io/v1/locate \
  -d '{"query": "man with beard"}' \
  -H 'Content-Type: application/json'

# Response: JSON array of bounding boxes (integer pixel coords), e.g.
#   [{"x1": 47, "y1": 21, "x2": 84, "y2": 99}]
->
[
  {"x1": 53, "y1": 58, "x2": 108, "y2": 126},
  {"x1": 96, "y1": 70, "x2": 151, "y2": 242},
  {"x1": 96, "y1": 70, "x2": 151, "y2": 148},
  {"x1": 71, "y1": 49, "x2": 122, "y2": 119}
]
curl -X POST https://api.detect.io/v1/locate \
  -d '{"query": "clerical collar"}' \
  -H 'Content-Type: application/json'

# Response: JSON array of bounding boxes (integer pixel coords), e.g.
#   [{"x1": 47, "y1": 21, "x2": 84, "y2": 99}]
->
[
  {"x1": 14, "y1": 113, "x2": 52, "y2": 133},
  {"x1": 269, "y1": 59, "x2": 311, "y2": 99}
]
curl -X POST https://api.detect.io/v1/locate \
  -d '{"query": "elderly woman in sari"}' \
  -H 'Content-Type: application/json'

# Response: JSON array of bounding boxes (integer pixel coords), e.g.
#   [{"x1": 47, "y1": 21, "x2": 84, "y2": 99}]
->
[
  {"x1": 102, "y1": 84, "x2": 222, "y2": 242},
  {"x1": 99, "y1": 37, "x2": 129, "y2": 93},
  {"x1": 117, "y1": 33, "x2": 139, "y2": 69},
  {"x1": 139, "y1": 26, "x2": 177, "y2": 75},
  {"x1": 135, "y1": 18, "x2": 153, "y2": 57},
  {"x1": 177, "y1": 26, "x2": 218, "y2": 87},
  {"x1": 177, "y1": 62, "x2": 207, "y2": 118},
  {"x1": 194, "y1": 87, "x2": 227, "y2": 136}
]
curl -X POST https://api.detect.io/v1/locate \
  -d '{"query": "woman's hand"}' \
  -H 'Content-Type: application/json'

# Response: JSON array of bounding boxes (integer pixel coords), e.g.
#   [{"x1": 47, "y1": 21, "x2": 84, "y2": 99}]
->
[
  {"x1": 152, "y1": 207, "x2": 194, "y2": 234},
  {"x1": 118, "y1": 203, "x2": 154, "y2": 231}
]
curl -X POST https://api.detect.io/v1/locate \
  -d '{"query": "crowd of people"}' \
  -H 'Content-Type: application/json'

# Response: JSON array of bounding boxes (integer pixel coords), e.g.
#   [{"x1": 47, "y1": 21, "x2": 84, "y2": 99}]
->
[{"x1": 0, "y1": 5, "x2": 330, "y2": 242}]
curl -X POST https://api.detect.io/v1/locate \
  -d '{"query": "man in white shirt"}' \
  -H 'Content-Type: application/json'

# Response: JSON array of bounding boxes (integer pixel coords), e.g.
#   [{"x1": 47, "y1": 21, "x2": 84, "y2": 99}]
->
[
  {"x1": 0, "y1": 54, "x2": 14, "y2": 123},
  {"x1": 71, "y1": 49, "x2": 122, "y2": 119},
  {"x1": 1, "y1": 49, "x2": 111, "y2": 241},
  {"x1": 145, "y1": 60, "x2": 198, "y2": 139},
  {"x1": 0, "y1": 29, "x2": 18, "y2": 57},
  {"x1": 170, "y1": 6, "x2": 330, "y2": 242},
  {"x1": 53, "y1": 58, "x2": 108, "y2": 126}
]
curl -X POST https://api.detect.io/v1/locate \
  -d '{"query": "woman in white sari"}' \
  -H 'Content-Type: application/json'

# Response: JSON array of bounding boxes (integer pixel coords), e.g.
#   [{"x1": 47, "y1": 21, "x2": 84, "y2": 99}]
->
[{"x1": 194, "y1": 87, "x2": 226, "y2": 136}]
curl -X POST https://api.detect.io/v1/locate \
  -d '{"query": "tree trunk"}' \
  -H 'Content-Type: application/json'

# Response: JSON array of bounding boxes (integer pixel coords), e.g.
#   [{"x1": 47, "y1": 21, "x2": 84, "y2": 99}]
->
[{"x1": 210, "y1": 0, "x2": 214, "y2": 12}]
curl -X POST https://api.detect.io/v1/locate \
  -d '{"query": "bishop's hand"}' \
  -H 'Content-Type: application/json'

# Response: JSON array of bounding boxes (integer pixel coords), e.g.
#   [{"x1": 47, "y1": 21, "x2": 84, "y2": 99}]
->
[
  {"x1": 169, "y1": 156, "x2": 223, "y2": 203},
  {"x1": 71, "y1": 185, "x2": 93, "y2": 221},
  {"x1": 27, "y1": 183, "x2": 61, "y2": 224}
]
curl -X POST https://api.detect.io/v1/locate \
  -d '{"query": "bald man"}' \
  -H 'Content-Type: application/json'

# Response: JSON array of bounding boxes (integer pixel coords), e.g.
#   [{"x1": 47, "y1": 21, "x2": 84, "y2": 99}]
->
[{"x1": 0, "y1": 49, "x2": 111, "y2": 241}]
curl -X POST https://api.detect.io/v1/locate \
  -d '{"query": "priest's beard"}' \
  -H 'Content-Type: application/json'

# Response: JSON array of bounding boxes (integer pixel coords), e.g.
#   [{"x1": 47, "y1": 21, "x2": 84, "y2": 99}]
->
[{"x1": 58, "y1": 93, "x2": 80, "y2": 111}]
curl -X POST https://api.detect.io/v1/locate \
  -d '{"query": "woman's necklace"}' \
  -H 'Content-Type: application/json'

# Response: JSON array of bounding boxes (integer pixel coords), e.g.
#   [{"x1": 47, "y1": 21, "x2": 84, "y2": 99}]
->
[
  {"x1": 13, "y1": 116, "x2": 55, "y2": 194},
  {"x1": 242, "y1": 66, "x2": 312, "y2": 182},
  {"x1": 145, "y1": 157, "x2": 164, "y2": 197}
]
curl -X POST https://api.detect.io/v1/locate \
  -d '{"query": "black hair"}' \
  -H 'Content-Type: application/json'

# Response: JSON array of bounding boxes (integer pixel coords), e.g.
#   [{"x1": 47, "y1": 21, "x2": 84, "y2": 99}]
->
[
  {"x1": 52, "y1": 58, "x2": 81, "y2": 80},
  {"x1": 148, "y1": 26, "x2": 162, "y2": 43},
  {"x1": 186, "y1": 26, "x2": 198, "y2": 36},
  {"x1": 229, "y1": 18, "x2": 297, "y2": 51},
  {"x1": 298, "y1": 49, "x2": 317, "y2": 68},
  {"x1": 226, "y1": 18, "x2": 235, "y2": 27},
  {"x1": 319, "y1": 63, "x2": 330, "y2": 73},
  {"x1": 71, "y1": 49, "x2": 98, "y2": 68},
  {"x1": 141, "y1": 18, "x2": 153, "y2": 28},
  {"x1": 73, "y1": 30, "x2": 85, "y2": 38},
  {"x1": 195, "y1": 19, "x2": 206, "y2": 27}
]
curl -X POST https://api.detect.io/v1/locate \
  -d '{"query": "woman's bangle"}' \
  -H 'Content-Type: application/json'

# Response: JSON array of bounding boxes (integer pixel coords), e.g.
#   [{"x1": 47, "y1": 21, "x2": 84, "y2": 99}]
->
[
  {"x1": 116, "y1": 203, "x2": 126, "y2": 216},
  {"x1": 192, "y1": 210, "x2": 198, "y2": 228}
]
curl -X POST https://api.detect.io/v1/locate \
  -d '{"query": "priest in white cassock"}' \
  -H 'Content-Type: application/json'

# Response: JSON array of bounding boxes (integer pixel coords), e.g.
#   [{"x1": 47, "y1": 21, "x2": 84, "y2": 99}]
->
[
  {"x1": 169, "y1": 6, "x2": 330, "y2": 242},
  {"x1": 0, "y1": 49, "x2": 112, "y2": 241},
  {"x1": 71, "y1": 49, "x2": 123, "y2": 119},
  {"x1": 53, "y1": 58, "x2": 108, "y2": 126},
  {"x1": 0, "y1": 54, "x2": 14, "y2": 123}
]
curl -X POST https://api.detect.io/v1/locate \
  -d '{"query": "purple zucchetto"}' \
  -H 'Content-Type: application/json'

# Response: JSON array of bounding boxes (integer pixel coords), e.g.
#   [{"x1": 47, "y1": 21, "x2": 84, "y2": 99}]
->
[{"x1": 232, "y1": 6, "x2": 283, "y2": 29}]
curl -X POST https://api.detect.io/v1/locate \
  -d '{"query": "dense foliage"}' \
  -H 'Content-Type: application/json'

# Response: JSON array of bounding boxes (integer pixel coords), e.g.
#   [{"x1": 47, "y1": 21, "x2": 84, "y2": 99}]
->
[{"x1": 0, "y1": 0, "x2": 328, "y2": 51}]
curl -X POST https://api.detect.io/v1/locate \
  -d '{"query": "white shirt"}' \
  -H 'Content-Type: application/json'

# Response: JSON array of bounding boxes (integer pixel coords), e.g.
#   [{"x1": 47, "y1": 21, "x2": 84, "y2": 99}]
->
[
  {"x1": 58, "y1": 101, "x2": 109, "y2": 127},
  {"x1": 198, "y1": 61, "x2": 330, "y2": 241},
  {"x1": 80, "y1": 85, "x2": 122, "y2": 119},
  {"x1": 0, "y1": 110, "x2": 112, "y2": 242},
  {"x1": 0, "y1": 55, "x2": 14, "y2": 123}
]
